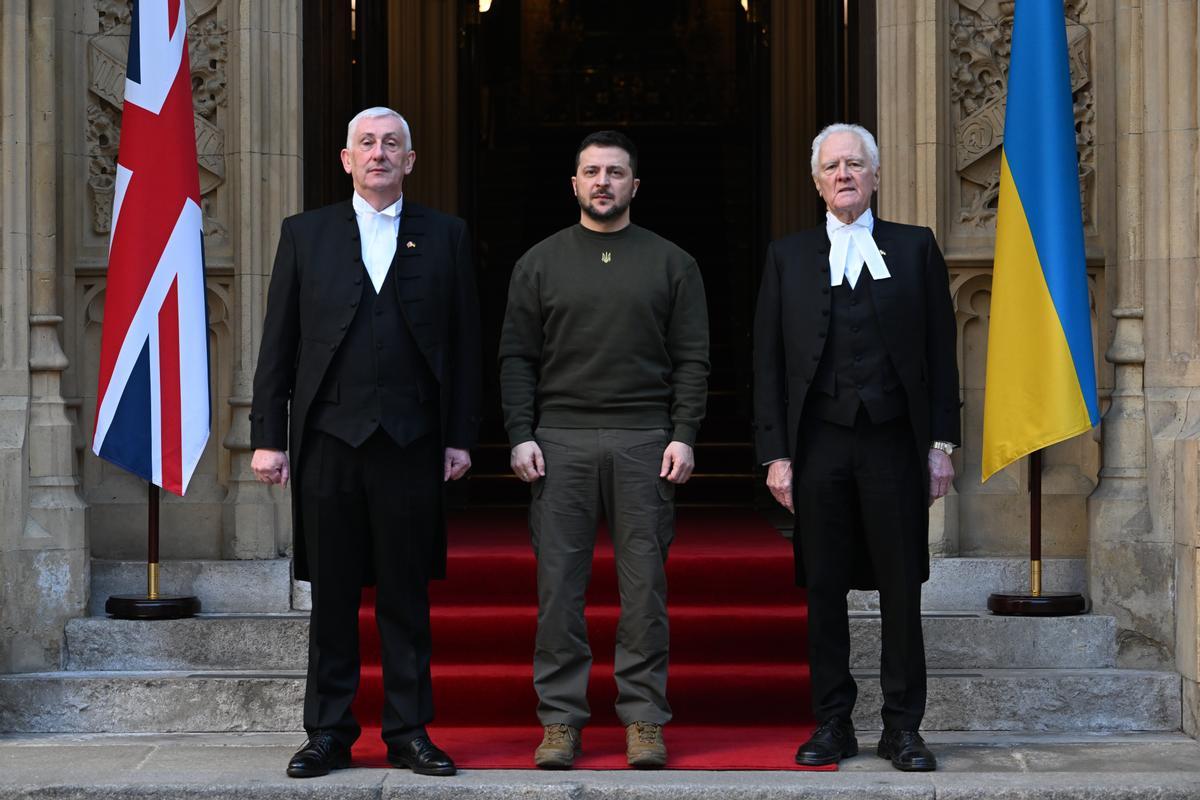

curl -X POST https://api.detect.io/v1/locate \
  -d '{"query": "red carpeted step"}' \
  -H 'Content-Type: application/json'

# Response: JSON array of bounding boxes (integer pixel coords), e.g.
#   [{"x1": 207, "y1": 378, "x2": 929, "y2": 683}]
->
[
  {"x1": 434, "y1": 549, "x2": 798, "y2": 606},
  {"x1": 355, "y1": 662, "x2": 811, "y2": 726},
  {"x1": 432, "y1": 509, "x2": 798, "y2": 607},
  {"x1": 351, "y1": 508, "x2": 818, "y2": 769},
  {"x1": 418, "y1": 605, "x2": 807, "y2": 664}
]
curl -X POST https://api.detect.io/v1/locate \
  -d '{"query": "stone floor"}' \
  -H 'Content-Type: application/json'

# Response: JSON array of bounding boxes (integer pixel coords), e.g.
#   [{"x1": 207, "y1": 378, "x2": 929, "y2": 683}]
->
[{"x1": 1, "y1": 731, "x2": 1198, "y2": 799}]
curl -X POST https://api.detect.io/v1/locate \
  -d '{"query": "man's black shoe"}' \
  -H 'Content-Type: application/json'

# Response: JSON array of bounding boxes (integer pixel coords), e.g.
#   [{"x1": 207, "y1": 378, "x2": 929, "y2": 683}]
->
[
  {"x1": 387, "y1": 736, "x2": 457, "y2": 776},
  {"x1": 286, "y1": 733, "x2": 352, "y2": 778},
  {"x1": 794, "y1": 716, "x2": 858, "y2": 766},
  {"x1": 876, "y1": 728, "x2": 937, "y2": 772}
]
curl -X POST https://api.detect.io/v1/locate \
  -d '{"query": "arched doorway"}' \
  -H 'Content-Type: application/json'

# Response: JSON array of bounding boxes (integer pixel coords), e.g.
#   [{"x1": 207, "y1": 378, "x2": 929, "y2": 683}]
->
[{"x1": 301, "y1": 0, "x2": 877, "y2": 506}]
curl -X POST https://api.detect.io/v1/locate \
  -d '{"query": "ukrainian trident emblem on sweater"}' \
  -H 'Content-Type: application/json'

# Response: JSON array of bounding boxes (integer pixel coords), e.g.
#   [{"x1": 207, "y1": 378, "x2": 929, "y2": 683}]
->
[{"x1": 601, "y1": 251, "x2": 612, "y2": 264}]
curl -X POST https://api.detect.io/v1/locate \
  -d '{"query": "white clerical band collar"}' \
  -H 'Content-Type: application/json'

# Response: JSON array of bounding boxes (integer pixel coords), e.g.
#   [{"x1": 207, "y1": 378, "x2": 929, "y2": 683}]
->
[
  {"x1": 352, "y1": 192, "x2": 403, "y2": 219},
  {"x1": 826, "y1": 208, "x2": 890, "y2": 288},
  {"x1": 825, "y1": 208, "x2": 874, "y2": 235}
]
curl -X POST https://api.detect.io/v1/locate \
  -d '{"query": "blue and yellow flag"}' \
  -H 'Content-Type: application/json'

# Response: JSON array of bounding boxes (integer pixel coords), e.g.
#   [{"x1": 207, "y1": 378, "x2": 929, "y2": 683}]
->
[{"x1": 981, "y1": 2, "x2": 1099, "y2": 482}]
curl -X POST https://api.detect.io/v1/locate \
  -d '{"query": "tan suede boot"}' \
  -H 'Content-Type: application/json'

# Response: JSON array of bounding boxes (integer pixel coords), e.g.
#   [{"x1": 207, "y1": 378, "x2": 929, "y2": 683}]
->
[
  {"x1": 534, "y1": 723, "x2": 582, "y2": 769},
  {"x1": 625, "y1": 721, "x2": 667, "y2": 768}
]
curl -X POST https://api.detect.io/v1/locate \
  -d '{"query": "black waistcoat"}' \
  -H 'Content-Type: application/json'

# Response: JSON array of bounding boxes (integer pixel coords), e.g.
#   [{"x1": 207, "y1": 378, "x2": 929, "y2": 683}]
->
[
  {"x1": 805, "y1": 272, "x2": 907, "y2": 427},
  {"x1": 308, "y1": 266, "x2": 438, "y2": 447}
]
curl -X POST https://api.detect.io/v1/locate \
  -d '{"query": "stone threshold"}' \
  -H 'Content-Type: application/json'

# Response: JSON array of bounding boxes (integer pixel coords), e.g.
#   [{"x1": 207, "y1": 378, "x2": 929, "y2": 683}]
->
[
  {"x1": 0, "y1": 732, "x2": 1197, "y2": 800},
  {"x1": 0, "y1": 668, "x2": 1179, "y2": 734}
]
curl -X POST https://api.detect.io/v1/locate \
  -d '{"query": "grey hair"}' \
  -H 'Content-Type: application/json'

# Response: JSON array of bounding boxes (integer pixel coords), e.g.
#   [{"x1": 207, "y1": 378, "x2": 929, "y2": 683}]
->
[
  {"x1": 810, "y1": 123, "x2": 879, "y2": 176},
  {"x1": 345, "y1": 107, "x2": 412, "y2": 151}
]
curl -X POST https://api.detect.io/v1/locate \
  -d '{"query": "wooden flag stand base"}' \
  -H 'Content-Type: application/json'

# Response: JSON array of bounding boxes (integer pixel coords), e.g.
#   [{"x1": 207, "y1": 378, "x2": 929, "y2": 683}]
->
[
  {"x1": 988, "y1": 590, "x2": 1086, "y2": 616},
  {"x1": 987, "y1": 450, "x2": 1087, "y2": 617},
  {"x1": 105, "y1": 484, "x2": 200, "y2": 620},
  {"x1": 106, "y1": 593, "x2": 200, "y2": 619}
]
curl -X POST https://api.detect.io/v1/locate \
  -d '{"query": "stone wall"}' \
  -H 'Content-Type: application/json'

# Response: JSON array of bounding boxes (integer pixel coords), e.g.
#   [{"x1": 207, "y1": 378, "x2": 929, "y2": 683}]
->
[
  {"x1": 1089, "y1": 0, "x2": 1200, "y2": 726},
  {"x1": 0, "y1": 1, "x2": 89, "y2": 673},
  {"x1": 65, "y1": 0, "x2": 301, "y2": 565},
  {"x1": 877, "y1": 0, "x2": 1190, "y2": 686},
  {"x1": 0, "y1": 0, "x2": 1193, "y2": 706},
  {"x1": 74, "y1": 0, "x2": 232, "y2": 560},
  {"x1": 0, "y1": 0, "x2": 302, "y2": 672},
  {"x1": 877, "y1": 1, "x2": 1107, "y2": 561}
]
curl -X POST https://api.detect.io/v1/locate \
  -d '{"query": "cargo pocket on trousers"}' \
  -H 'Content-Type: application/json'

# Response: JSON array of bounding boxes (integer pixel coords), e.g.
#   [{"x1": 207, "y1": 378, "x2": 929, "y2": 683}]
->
[{"x1": 656, "y1": 478, "x2": 677, "y2": 555}]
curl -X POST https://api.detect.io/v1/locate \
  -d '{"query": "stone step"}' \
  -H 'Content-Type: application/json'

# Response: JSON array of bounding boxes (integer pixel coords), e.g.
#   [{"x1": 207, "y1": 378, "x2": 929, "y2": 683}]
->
[
  {"x1": 0, "y1": 668, "x2": 1178, "y2": 734},
  {"x1": 1, "y1": 731, "x2": 1198, "y2": 799},
  {"x1": 92, "y1": 555, "x2": 1087, "y2": 614},
  {"x1": 64, "y1": 612, "x2": 1117, "y2": 671},
  {"x1": 851, "y1": 556, "x2": 1087, "y2": 611},
  {"x1": 89, "y1": 558, "x2": 292, "y2": 615}
]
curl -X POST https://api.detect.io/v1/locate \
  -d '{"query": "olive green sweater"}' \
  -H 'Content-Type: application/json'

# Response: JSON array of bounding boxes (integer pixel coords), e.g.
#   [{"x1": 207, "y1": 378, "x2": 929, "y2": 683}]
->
[{"x1": 498, "y1": 223, "x2": 710, "y2": 446}]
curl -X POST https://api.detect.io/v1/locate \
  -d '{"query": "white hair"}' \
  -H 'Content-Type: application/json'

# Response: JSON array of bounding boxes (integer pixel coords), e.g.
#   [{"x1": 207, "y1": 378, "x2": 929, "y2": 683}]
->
[
  {"x1": 345, "y1": 107, "x2": 412, "y2": 151},
  {"x1": 810, "y1": 123, "x2": 879, "y2": 176}
]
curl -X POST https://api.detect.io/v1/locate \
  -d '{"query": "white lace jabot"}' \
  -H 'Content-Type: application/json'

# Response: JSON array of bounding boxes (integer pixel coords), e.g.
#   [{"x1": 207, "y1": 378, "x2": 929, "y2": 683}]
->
[{"x1": 825, "y1": 208, "x2": 890, "y2": 289}]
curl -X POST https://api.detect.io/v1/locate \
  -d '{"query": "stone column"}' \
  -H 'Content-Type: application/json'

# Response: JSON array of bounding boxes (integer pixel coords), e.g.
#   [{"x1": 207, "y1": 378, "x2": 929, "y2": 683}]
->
[
  {"x1": 0, "y1": 0, "x2": 37, "y2": 671},
  {"x1": 1175, "y1": 390, "x2": 1200, "y2": 736},
  {"x1": 877, "y1": 1, "x2": 945, "y2": 232},
  {"x1": 1086, "y1": 301, "x2": 1155, "y2": 665},
  {"x1": 1149, "y1": 0, "x2": 1200, "y2": 731},
  {"x1": 1087, "y1": 0, "x2": 1187, "y2": 674},
  {"x1": 0, "y1": 0, "x2": 88, "y2": 673},
  {"x1": 1092, "y1": 0, "x2": 1200, "y2": 729},
  {"x1": 221, "y1": 0, "x2": 303, "y2": 560},
  {"x1": 876, "y1": 1, "x2": 960, "y2": 554}
]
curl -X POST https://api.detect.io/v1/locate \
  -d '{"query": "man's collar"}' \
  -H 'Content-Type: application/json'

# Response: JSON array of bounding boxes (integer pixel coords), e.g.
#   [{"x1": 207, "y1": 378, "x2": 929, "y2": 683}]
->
[
  {"x1": 825, "y1": 207, "x2": 874, "y2": 234},
  {"x1": 352, "y1": 191, "x2": 404, "y2": 218}
]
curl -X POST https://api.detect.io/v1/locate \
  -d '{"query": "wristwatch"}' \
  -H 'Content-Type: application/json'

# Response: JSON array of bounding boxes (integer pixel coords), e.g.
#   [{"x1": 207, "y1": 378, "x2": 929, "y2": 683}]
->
[{"x1": 931, "y1": 440, "x2": 955, "y2": 456}]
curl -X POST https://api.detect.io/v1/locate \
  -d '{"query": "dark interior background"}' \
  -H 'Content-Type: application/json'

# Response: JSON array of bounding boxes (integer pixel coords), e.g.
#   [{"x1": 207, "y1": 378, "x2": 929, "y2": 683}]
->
[{"x1": 302, "y1": 0, "x2": 876, "y2": 507}]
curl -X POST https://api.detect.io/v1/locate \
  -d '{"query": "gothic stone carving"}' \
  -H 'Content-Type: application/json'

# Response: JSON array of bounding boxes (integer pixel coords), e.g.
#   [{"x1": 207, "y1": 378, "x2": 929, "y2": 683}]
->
[
  {"x1": 950, "y1": 0, "x2": 1094, "y2": 232},
  {"x1": 87, "y1": 0, "x2": 227, "y2": 238}
]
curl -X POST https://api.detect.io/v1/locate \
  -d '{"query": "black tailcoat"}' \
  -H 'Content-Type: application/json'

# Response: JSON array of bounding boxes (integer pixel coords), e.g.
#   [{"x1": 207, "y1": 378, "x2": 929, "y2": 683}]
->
[
  {"x1": 752, "y1": 219, "x2": 960, "y2": 589},
  {"x1": 250, "y1": 199, "x2": 482, "y2": 581}
]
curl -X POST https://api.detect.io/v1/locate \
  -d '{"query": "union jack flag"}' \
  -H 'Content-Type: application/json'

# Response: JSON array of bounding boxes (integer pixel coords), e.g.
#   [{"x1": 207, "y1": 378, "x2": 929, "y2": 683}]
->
[{"x1": 92, "y1": 0, "x2": 209, "y2": 495}]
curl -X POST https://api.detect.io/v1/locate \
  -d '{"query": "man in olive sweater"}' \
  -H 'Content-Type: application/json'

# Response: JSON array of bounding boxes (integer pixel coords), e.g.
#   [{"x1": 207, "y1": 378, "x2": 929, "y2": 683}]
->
[{"x1": 499, "y1": 131, "x2": 709, "y2": 769}]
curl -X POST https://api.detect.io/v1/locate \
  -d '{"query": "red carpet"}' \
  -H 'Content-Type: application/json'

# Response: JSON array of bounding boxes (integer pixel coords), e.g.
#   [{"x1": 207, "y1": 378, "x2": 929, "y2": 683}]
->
[{"x1": 349, "y1": 507, "x2": 828, "y2": 769}]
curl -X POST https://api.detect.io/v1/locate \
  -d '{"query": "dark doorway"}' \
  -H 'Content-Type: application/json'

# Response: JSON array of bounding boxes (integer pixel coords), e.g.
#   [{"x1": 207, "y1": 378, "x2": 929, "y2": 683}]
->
[
  {"x1": 301, "y1": 0, "x2": 878, "y2": 507},
  {"x1": 301, "y1": 0, "x2": 390, "y2": 211},
  {"x1": 459, "y1": 0, "x2": 769, "y2": 505}
]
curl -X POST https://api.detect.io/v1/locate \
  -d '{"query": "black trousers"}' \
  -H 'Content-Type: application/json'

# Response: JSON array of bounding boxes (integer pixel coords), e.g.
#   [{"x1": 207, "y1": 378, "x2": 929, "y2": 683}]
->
[
  {"x1": 299, "y1": 428, "x2": 440, "y2": 748},
  {"x1": 794, "y1": 411, "x2": 927, "y2": 731}
]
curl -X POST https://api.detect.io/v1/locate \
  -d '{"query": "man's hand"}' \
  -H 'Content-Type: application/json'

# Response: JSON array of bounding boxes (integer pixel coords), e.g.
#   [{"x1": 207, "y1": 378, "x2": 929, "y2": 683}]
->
[
  {"x1": 766, "y1": 459, "x2": 794, "y2": 514},
  {"x1": 444, "y1": 447, "x2": 472, "y2": 482},
  {"x1": 928, "y1": 448, "x2": 955, "y2": 504},
  {"x1": 660, "y1": 441, "x2": 695, "y2": 484},
  {"x1": 510, "y1": 441, "x2": 545, "y2": 483},
  {"x1": 252, "y1": 448, "x2": 290, "y2": 487}
]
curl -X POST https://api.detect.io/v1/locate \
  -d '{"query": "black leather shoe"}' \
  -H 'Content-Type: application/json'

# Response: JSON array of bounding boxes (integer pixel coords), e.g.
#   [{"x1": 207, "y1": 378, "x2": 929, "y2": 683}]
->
[
  {"x1": 795, "y1": 716, "x2": 858, "y2": 766},
  {"x1": 877, "y1": 728, "x2": 937, "y2": 771},
  {"x1": 387, "y1": 736, "x2": 457, "y2": 776},
  {"x1": 286, "y1": 733, "x2": 352, "y2": 778}
]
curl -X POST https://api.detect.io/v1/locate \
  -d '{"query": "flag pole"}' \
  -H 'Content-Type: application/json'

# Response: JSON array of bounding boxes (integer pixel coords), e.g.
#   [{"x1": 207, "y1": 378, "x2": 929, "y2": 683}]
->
[
  {"x1": 104, "y1": 482, "x2": 200, "y2": 620},
  {"x1": 1030, "y1": 448, "x2": 1041, "y2": 597},
  {"x1": 148, "y1": 483, "x2": 159, "y2": 599},
  {"x1": 987, "y1": 449, "x2": 1086, "y2": 616}
]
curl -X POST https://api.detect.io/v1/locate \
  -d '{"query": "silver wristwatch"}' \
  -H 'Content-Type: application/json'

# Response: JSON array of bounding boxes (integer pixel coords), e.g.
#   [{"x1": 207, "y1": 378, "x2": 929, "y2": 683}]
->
[{"x1": 931, "y1": 440, "x2": 955, "y2": 456}]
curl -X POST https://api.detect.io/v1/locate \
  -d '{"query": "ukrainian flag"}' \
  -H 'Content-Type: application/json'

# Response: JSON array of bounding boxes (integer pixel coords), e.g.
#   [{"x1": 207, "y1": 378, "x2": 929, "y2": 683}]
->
[{"x1": 981, "y1": 2, "x2": 1100, "y2": 482}]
